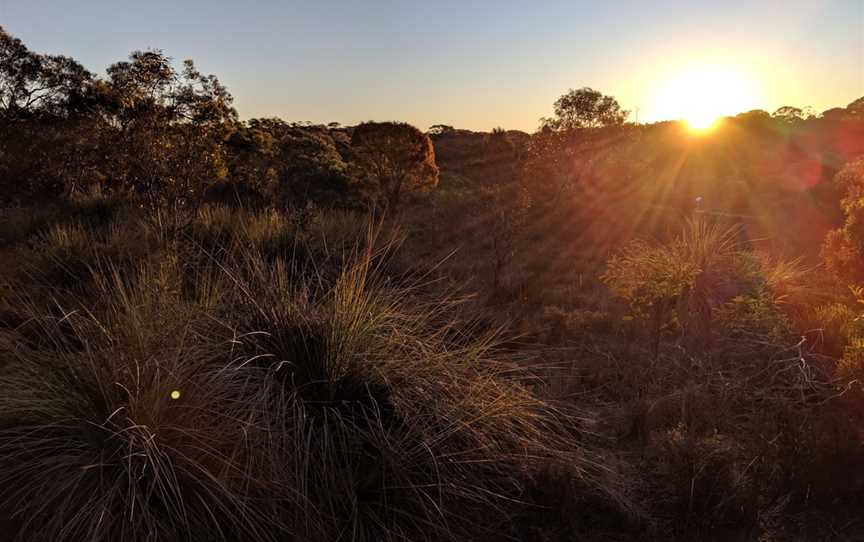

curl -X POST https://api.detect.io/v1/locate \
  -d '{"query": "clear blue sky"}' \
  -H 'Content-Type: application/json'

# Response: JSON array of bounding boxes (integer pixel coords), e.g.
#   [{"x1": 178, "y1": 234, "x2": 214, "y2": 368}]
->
[{"x1": 2, "y1": 0, "x2": 862, "y2": 130}]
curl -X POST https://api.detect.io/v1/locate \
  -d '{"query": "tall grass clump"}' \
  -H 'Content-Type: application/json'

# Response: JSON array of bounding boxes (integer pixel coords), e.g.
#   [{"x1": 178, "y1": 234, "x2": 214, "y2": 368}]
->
[
  {"x1": 0, "y1": 218, "x2": 629, "y2": 541},
  {"x1": 206, "y1": 233, "x2": 631, "y2": 540},
  {"x1": 0, "y1": 259, "x2": 271, "y2": 542}
]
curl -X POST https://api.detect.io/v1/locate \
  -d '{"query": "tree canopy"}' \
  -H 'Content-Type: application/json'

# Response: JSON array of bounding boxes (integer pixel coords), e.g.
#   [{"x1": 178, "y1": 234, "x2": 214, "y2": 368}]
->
[
  {"x1": 351, "y1": 121, "x2": 439, "y2": 210},
  {"x1": 540, "y1": 87, "x2": 630, "y2": 131},
  {"x1": 0, "y1": 26, "x2": 93, "y2": 118}
]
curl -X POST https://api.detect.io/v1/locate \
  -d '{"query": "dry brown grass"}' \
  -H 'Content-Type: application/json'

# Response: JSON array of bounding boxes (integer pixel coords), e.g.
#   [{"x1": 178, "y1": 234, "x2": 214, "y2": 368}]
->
[{"x1": 0, "y1": 209, "x2": 629, "y2": 542}]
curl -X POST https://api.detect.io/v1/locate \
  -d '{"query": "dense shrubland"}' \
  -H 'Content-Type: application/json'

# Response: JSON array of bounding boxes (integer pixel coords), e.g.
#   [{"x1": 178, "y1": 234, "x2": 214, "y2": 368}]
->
[{"x1": 3, "y1": 27, "x2": 864, "y2": 541}]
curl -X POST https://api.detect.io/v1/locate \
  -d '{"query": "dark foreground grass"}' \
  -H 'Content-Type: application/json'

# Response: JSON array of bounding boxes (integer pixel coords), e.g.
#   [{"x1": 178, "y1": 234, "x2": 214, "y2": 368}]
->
[
  {"x1": 4, "y1": 204, "x2": 862, "y2": 541},
  {"x1": 0, "y1": 215, "x2": 632, "y2": 542}
]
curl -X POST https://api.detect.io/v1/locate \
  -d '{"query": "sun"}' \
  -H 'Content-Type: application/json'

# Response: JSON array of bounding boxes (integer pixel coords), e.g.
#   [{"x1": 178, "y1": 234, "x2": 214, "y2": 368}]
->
[{"x1": 652, "y1": 66, "x2": 759, "y2": 132}]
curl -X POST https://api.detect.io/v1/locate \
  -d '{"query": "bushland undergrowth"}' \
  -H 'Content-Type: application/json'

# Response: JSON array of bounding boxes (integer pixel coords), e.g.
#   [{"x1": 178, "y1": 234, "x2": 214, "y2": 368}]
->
[{"x1": 0, "y1": 204, "x2": 635, "y2": 542}]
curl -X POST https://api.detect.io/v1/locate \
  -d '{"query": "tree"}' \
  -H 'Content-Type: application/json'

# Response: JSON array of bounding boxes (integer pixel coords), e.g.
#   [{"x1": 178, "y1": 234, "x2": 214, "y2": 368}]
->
[
  {"x1": 479, "y1": 184, "x2": 530, "y2": 291},
  {"x1": 0, "y1": 26, "x2": 99, "y2": 202},
  {"x1": 522, "y1": 118, "x2": 637, "y2": 206},
  {"x1": 222, "y1": 118, "x2": 285, "y2": 204},
  {"x1": 427, "y1": 124, "x2": 455, "y2": 135},
  {"x1": 274, "y1": 124, "x2": 355, "y2": 207},
  {"x1": 822, "y1": 159, "x2": 864, "y2": 284},
  {"x1": 93, "y1": 50, "x2": 237, "y2": 207},
  {"x1": 846, "y1": 96, "x2": 864, "y2": 118},
  {"x1": 733, "y1": 109, "x2": 773, "y2": 131},
  {"x1": 539, "y1": 87, "x2": 629, "y2": 131},
  {"x1": 485, "y1": 127, "x2": 514, "y2": 157},
  {"x1": 822, "y1": 107, "x2": 848, "y2": 122},
  {"x1": 772, "y1": 106, "x2": 808, "y2": 124},
  {"x1": 0, "y1": 25, "x2": 93, "y2": 118},
  {"x1": 351, "y1": 122, "x2": 439, "y2": 210},
  {"x1": 0, "y1": 29, "x2": 241, "y2": 208},
  {"x1": 225, "y1": 120, "x2": 360, "y2": 208},
  {"x1": 96, "y1": 50, "x2": 236, "y2": 129}
]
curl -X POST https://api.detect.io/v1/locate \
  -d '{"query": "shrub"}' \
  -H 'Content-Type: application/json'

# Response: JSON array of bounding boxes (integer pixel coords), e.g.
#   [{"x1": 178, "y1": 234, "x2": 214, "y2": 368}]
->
[
  {"x1": 529, "y1": 305, "x2": 616, "y2": 344},
  {"x1": 838, "y1": 337, "x2": 864, "y2": 384},
  {"x1": 714, "y1": 291, "x2": 792, "y2": 343},
  {"x1": 811, "y1": 302, "x2": 860, "y2": 354},
  {"x1": 647, "y1": 425, "x2": 757, "y2": 536},
  {"x1": 601, "y1": 236, "x2": 700, "y2": 358},
  {"x1": 602, "y1": 217, "x2": 811, "y2": 359},
  {"x1": 351, "y1": 121, "x2": 439, "y2": 210}
]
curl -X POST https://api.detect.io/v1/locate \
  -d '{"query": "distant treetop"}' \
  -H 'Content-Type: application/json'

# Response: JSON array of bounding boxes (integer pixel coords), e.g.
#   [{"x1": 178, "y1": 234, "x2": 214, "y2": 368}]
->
[
  {"x1": 428, "y1": 124, "x2": 455, "y2": 135},
  {"x1": 539, "y1": 87, "x2": 629, "y2": 132}
]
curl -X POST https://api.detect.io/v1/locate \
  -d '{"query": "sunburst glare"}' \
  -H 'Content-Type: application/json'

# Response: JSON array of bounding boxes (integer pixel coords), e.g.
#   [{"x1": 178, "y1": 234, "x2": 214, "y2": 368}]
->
[{"x1": 652, "y1": 66, "x2": 761, "y2": 132}]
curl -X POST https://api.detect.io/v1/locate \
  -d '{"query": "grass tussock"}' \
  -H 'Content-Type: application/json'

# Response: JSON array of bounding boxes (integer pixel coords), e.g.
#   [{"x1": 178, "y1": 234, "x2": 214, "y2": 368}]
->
[{"x1": 0, "y1": 211, "x2": 630, "y2": 542}]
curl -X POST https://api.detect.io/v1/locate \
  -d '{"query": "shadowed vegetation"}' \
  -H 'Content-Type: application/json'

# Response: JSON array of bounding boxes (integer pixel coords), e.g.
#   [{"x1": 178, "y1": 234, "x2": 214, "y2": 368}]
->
[{"x1": 3, "y1": 26, "x2": 864, "y2": 541}]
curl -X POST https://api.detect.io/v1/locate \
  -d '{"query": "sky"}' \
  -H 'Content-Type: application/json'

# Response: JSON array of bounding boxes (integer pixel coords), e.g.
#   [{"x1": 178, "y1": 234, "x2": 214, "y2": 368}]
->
[{"x1": 2, "y1": 0, "x2": 863, "y2": 131}]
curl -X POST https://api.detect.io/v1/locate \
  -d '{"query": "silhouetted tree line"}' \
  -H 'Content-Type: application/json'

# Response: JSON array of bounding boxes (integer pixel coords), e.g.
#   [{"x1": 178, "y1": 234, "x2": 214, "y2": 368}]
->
[
  {"x1": 7, "y1": 22, "x2": 864, "y2": 232},
  {"x1": 0, "y1": 27, "x2": 438, "y2": 211}
]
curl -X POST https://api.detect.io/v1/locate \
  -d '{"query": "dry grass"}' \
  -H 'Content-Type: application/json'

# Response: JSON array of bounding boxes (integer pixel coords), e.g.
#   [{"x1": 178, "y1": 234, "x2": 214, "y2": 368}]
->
[
  {"x1": 2, "y1": 201, "x2": 862, "y2": 541},
  {"x1": 0, "y1": 210, "x2": 628, "y2": 541}
]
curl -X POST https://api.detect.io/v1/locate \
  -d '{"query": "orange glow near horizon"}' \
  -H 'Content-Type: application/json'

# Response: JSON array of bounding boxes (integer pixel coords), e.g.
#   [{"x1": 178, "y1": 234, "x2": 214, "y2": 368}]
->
[{"x1": 650, "y1": 65, "x2": 761, "y2": 132}]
